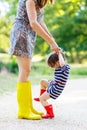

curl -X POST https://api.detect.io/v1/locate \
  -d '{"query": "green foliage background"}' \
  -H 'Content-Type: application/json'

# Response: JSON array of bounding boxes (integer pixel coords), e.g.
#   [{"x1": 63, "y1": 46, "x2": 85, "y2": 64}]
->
[
  {"x1": 0, "y1": 0, "x2": 87, "y2": 63},
  {"x1": 0, "y1": 0, "x2": 87, "y2": 94}
]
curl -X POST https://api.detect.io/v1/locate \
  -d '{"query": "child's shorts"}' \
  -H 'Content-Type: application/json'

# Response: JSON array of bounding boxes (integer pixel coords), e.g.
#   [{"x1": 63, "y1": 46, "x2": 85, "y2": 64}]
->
[
  {"x1": 47, "y1": 82, "x2": 65, "y2": 99},
  {"x1": 9, "y1": 22, "x2": 36, "y2": 58}
]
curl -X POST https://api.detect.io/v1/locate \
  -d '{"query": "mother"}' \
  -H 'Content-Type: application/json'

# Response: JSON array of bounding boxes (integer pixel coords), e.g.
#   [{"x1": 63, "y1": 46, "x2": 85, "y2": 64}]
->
[{"x1": 9, "y1": 0, "x2": 60, "y2": 120}]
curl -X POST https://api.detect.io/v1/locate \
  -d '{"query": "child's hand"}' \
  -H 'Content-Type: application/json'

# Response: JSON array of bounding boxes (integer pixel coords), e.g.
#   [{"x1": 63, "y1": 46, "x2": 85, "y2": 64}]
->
[{"x1": 59, "y1": 51, "x2": 65, "y2": 67}]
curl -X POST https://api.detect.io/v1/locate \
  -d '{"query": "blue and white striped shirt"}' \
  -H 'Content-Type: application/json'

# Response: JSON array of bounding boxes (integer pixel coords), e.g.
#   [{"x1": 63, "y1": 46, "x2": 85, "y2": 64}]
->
[
  {"x1": 54, "y1": 64, "x2": 70, "y2": 85},
  {"x1": 47, "y1": 64, "x2": 70, "y2": 99}
]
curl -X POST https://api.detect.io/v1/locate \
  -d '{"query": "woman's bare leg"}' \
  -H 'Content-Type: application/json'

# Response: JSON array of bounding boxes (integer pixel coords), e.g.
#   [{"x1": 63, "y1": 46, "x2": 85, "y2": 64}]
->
[
  {"x1": 16, "y1": 56, "x2": 32, "y2": 82},
  {"x1": 16, "y1": 56, "x2": 42, "y2": 119}
]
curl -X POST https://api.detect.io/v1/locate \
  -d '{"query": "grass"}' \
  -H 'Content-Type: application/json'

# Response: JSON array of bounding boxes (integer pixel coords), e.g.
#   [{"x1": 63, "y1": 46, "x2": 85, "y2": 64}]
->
[
  {"x1": 0, "y1": 64, "x2": 87, "y2": 95},
  {"x1": 0, "y1": 53, "x2": 87, "y2": 95},
  {"x1": 69, "y1": 65, "x2": 87, "y2": 79},
  {"x1": 0, "y1": 74, "x2": 17, "y2": 94}
]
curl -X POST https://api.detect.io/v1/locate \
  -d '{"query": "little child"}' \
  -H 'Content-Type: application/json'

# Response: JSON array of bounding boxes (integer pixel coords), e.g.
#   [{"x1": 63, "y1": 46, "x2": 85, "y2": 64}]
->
[{"x1": 34, "y1": 51, "x2": 70, "y2": 119}]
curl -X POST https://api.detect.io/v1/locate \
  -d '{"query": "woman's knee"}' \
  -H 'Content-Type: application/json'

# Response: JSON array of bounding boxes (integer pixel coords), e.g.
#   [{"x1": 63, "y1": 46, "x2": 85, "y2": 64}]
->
[
  {"x1": 18, "y1": 67, "x2": 31, "y2": 82},
  {"x1": 20, "y1": 67, "x2": 31, "y2": 77},
  {"x1": 16, "y1": 57, "x2": 31, "y2": 81},
  {"x1": 17, "y1": 56, "x2": 31, "y2": 76}
]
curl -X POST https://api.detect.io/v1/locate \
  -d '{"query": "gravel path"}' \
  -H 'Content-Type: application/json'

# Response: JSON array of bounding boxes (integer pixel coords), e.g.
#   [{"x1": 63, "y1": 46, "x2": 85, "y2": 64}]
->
[{"x1": 0, "y1": 78, "x2": 87, "y2": 130}]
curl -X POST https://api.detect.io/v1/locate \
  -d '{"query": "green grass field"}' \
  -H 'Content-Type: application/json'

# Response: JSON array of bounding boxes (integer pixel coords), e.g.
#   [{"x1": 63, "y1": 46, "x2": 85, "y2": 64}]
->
[
  {"x1": 0, "y1": 65, "x2": 87, "y2": 95},
  {"x1": 0, "y1": 53, "x2": 87, "y2": 95}
]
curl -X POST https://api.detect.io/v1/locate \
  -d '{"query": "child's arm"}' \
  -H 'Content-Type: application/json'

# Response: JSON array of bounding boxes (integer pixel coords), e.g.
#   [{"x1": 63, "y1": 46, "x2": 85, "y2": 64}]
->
[{"x1": 59, "y1": 52, "x2": 65, "y2": 67}]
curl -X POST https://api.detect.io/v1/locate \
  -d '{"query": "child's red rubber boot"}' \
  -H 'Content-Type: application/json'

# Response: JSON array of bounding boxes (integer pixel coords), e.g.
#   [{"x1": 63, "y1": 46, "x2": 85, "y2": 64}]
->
[
  {"x1": 42, "y1": 104, "x2": 55, "y2": 119},
  {"x1": 34, "y1": 89, "x2": 46, "y2": 102}
]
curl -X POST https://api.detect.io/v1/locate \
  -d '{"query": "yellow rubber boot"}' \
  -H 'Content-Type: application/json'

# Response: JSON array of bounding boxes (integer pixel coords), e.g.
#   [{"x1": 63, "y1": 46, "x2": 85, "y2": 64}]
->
[
  {"x1": 29, "y1": 81, "x2": 44, "y2": 116},
  {"x1": 17, "y1": 81, "x2": 41, "y2": 120}
]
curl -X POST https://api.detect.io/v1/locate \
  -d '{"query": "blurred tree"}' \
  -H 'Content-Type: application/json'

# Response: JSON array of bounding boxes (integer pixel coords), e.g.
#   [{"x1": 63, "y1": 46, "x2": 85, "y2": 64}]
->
[
  {"x1": 0, "y1": 15, "x2": 12, "y2": 52},
  {"x1": 53, "y1": 0, "x2": 87, "y2": 63},
  {"x1": 0, "y1": 0, "x2": 87, "y2": 63}
]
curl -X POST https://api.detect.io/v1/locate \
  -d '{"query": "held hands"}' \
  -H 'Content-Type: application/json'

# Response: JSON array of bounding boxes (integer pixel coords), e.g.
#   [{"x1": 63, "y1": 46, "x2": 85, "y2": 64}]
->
[
  {"x1": 50, "y1": 41, "x2": 65, "y2": 67},
  {"x1": 50, "y1": 42, "x2": 61, "y2": 54}
]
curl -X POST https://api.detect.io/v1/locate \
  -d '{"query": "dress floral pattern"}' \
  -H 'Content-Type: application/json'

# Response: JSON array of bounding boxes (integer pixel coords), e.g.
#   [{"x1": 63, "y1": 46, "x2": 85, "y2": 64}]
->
[{"x1": 9, "y1": 0, "x2": 44, "y2": 58}]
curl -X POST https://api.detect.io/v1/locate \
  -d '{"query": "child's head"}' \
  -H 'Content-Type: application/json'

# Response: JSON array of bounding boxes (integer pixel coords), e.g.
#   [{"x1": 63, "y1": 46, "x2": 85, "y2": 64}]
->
[{"x1": 47, "y1": 51, "x2": 65, "y2": 69}]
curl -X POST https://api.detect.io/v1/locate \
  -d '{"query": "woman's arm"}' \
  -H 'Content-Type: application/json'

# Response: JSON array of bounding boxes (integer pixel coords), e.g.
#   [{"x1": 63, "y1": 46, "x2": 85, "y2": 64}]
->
[
  {"x1": 26, "y1": 0, "x2": 59, "y2": 53},
  {"x1": 40, "y1": 19, "x2": 53, "y2": 38}
]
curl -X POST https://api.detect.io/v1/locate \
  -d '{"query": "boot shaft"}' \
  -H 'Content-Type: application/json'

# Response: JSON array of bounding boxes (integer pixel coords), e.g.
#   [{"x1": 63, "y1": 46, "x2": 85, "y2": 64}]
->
[
  {"x1": 40, "y1": 89, "x2": 46, "y2": 95},
  {"x1": 42, "y1": 104, "x2": 54, "y2": 118},
  {"x1": 17, "y1": 81, "x2": 41, "y2": 120}
]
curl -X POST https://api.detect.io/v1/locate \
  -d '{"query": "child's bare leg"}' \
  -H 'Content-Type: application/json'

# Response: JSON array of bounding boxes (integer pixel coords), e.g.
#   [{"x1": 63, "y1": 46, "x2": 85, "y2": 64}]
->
[
  {"x1": 40, "y1": 79, "x2": 49, "y2": 90},
  {"x1": 34, "y1": 79, "x2": 49, "y2": 102},
  {"x1": 40, "y1": 92, "x2": 54, "y2": 119},
  {"x1": 40, "y1": 92, "x2": 50, "y2": 106}
]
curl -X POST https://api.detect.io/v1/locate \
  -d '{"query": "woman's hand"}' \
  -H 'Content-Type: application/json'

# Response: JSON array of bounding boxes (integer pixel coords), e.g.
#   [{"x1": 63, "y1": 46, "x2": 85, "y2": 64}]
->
[{"x1": 50, "y1": 43, "x2": 60, "y2": 54}]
